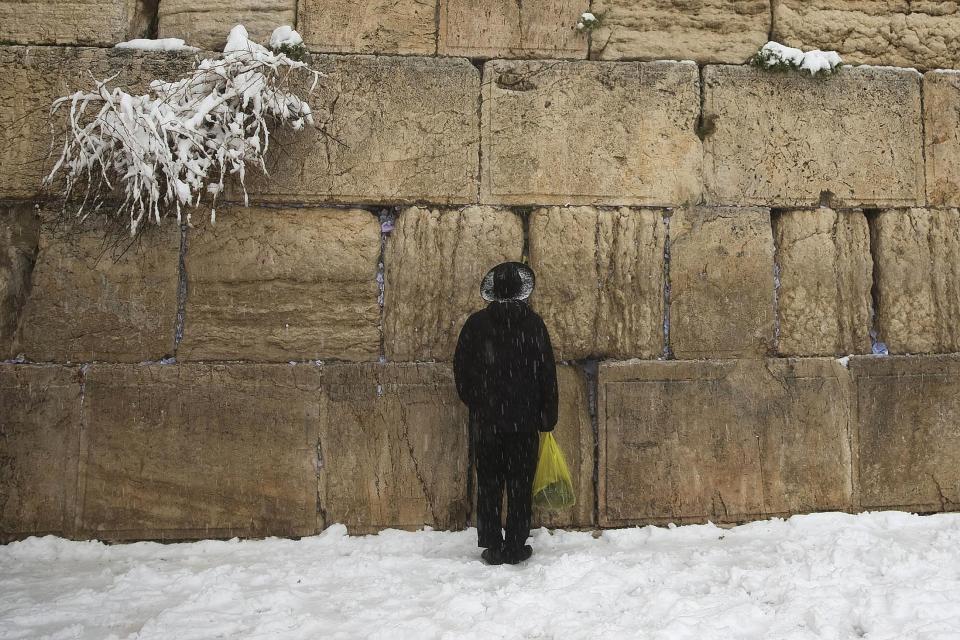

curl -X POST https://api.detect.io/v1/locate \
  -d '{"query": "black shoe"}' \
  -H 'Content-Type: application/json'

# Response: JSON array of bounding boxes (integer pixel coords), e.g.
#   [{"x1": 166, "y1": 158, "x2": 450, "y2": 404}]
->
[
  {"x1": 503, "y1": 545, "x2": 533, "y2": 565},
  {"x1": 481, "y1": 548, "x2": 505, "y2": 565}
]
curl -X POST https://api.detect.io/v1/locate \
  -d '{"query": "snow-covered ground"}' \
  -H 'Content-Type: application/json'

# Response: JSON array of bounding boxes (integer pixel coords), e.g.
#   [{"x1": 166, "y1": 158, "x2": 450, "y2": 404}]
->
[{"x1": 2, "y1": 511, "x2": 960, "y2": 639}]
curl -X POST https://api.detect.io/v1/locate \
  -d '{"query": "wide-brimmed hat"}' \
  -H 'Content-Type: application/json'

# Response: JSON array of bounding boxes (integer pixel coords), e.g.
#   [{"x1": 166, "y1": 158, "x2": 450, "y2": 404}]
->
[{"x1": 480, "y1": 261, "x2": 536, "y2": 302}]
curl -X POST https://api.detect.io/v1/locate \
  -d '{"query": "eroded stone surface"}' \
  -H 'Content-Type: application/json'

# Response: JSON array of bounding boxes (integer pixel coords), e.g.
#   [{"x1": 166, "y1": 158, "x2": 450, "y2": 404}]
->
[
  {"x1": 180, "y1": 207, "x2": 381, "y2": 362},
  {"x1": 299, "y1": 0, "x2": 436, "y2": 55},
  {"x1": 702, "y1": 65, "x2": 924, "y2": 208},
  {"x1": 774, "y1": 208, "x2": 873, "y2": 356},
  {"x1": 0, "y1": 366, "x2": 82, "y2": 542},
  {"x1": 533, "y1": 365, "x2": 594, "y2": 529},
  {"x1": 528, "y1": 206, "x2": 665, "y2": 360},
  {"x1": 852, "y1": 355, "x2": 960, "y2": 511},
  {"x1": 319, "y1": 363, "x2": 469, "y2": 533},
  {"x1": 598, "y1": 359, "x2": 854, "y2": 527},
  {"x1": 439, "y1": 0, "x2": 586, "y2": 58},
  {"x1": 245, "y1": 55, "x2": 479, "y2": 205},
  {"x1": 383, "y1": 206, "x2": 523, "y2": 362},
  {"x1": 924, "y1": 71, "x2": 960, "y2": 207},
  {"x1": 669, "y1": 207, "x2": 775, "y2": 359},
  {"x1": 0, "y1": 46, "x2": 195, "y2": 200},
  {"x1": 871, "y1": 208, "x2": 960, "y2": 354},
  {"x1": 591, "y1": 0, "x2": 770, "y2": 63},
  {"x1": 14, "y1": 220, "x2": 179, "y2": 363},
  {"x1": 158, "y1": 0, "x2": 295, "y2": 51},
  {"x1": 78, "y1": 364, "x2": 321, "y2": 540},
  {"x1": 775, "y1": 0, "x2": 960, "y2": 70},
  {"x1": 481, "y1": 60, "x2": 701, "y2": 206},
  {"x1": 0, "y1": 0, "x2": 151, "y2": 46},
  {"x1": 0, "y1": 205, "x2": 39, "y2": 359}
]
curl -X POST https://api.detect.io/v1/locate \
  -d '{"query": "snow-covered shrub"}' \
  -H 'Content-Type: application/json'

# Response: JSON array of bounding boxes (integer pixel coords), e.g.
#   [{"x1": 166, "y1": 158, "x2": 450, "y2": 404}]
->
[
  {"x1": 46, "y1": 25, "x2": 321, "y2": 235},
  {"x1": 751, "y1": 41, "x2": 843, "y2": 77},
  {"x1": 269, "y1": 25, "x2": 308, "y2": 62},
  {"x1": 576, "y1": 12, "x2": 600, "y2": 32}
]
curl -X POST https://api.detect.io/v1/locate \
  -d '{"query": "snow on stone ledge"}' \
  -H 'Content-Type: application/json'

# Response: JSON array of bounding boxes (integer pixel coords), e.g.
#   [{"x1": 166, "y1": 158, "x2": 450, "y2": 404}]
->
[
  {"x1": 754, "y1": 41, "x2": 843, "y2": 76},
  {"x1": 115, "y1": 38, "x2": 198, "y2": 52},
  {"x1": 270, "y1": 26, "x2": 303, "y2": 49}
]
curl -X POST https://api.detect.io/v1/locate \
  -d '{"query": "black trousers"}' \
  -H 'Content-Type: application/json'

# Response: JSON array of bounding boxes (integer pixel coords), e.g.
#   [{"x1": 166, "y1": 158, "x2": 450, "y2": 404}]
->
[{"x1": 476, "y1": 429, "x2": 540, "y2": 553}]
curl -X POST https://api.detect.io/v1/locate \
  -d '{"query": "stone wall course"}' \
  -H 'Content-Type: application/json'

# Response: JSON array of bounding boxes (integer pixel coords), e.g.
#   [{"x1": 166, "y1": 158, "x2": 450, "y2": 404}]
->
[
  {"x1": 591, "y1": 0, "x2": 770, "y2": 64},
  {"x1": 0, "y1": 205, "x2": 39, "y2": 359},
  {"x1": 299, "y1": 0, "x2": 437, "y2": 55},
  {"x1": 774, "y1": 208, "x2": 873, "y2": 357},
  {"x1": 180, "y1": 207, "x2": 381, "y2": 362},
  {"x1": 383, "y1": 206, "x2": 523, "y2": 362},
  {"x1": 481, "y1": 60, "x2": 701, "y2": 207},
  {"x1": 528, "y1": 206, "x2": 666, "y2": 361},
  {"x1": 702, "y1": 65, "x2": 925, "y2": 208},
  {"x1": 870, "y1": 208, "x2": 960, "y2": 355},
  {"x1": 158, "y1": 0, "x2": 295, "y2": 51},
  {"x1": 0, "y1": 0, "x2": 152, "y2": 46}
]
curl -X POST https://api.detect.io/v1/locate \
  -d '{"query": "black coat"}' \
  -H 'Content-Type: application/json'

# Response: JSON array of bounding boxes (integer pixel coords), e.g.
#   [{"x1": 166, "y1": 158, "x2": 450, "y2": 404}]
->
[{"x1": 453, "y1": 300, "x2": 559, "y2": 433}]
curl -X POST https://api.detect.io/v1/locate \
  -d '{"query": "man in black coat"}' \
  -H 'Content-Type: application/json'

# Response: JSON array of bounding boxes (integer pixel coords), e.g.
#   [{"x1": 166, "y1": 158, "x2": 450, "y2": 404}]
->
[{"x1": 453, "y1": 261, "x2": 559, "y2": 565}]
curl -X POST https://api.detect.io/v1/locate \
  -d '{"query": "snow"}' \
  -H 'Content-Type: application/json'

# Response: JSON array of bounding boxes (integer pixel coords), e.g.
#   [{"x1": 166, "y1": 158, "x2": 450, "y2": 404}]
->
[
  {"x1": 270, "y1": 26, "x2": 304, "y2": 49},
  {"x1": 2, "y1": 511, "x2": 960, "y2": 639},
  {"x1": 800, "y1": 50, "x2": 843, "y2": 76},
  {"x1": 114, "y1": 38, "x2": 197, "y2": 52},
  {"x1": 754, "y1": 41, "x2": 843, "y2": 76}
]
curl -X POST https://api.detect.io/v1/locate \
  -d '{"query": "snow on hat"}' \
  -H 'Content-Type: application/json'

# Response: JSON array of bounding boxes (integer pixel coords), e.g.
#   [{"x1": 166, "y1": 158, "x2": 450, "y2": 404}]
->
[{"x1": 480, "y1": 261, "x2": 535, "y2": 302}]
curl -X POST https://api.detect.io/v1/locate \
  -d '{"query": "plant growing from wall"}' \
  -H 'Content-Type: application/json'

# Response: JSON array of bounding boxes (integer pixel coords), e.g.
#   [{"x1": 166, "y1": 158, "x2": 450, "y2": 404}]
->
[
  {"x1": 45, "y1": 25, "x2": 321, "y2": 235},
  {"x1": 575, "y1": 12, "x2": 601, "y2": 32},
  {"x1": 750, "y1": 41, "x2": 843, "y2": 77}
]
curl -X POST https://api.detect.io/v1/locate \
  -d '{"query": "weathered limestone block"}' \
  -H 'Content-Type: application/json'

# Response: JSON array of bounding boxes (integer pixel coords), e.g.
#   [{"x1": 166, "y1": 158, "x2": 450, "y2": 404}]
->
[
  {"x1": 0, "y1": 46, "x2": 195, "y2": 200},
  {"x1": 245, "y1": 55, "x2": 479, "y2": 206},
  {"x1": 924, "y1": 71, "x2": 960, "y2": 207},
  {"x1": 528, "y1": 207, "x2": 666, "y2": 360},
  {"x1": 0, "y1": 366, "x2": 82, "y2": 542},
  {"x1": 669, "y1": 207, "x2": 775, "y2": 359},
  {"x1": 180, "y1": 207, "x2": 381, "y2": 362},
  {"x1": 0, "y1": 205, "x2": 39, "y2": 359},
  {"x1": 533, "y1": 365, "x2": 594, "y2": 529},
  {"x1": 299, "y1": 0, "x2": 436, "y2": 55},
  {"x1": 870, "y1": 208, "x2": 960, "y2": 354},
  {"x1": 383, "y1": 206, "x2": 523, "y2": 362},
  {"x1": 591, "y1": 0, "x2": 770, "y2": 63},
  {"x1": 0, "y1": 0, "x2": 152, "y2": 46},
  {"x1": 14, "y1": 221, "x2": 179, "y2": 363},
  {"x1": 851, "y1": 355, "x2": 960, "y2": 511},
  {"x1": 775, "y1": 1, "x2": 960, "y2": 70},
  {"x1": 158, "y1": 0, "x2": 295, "y2": 51},
  {"x1": 774, "y1": 208, "x2": 873, "y2": 357},
  {"x1": 598, "y1": 359, "x2": 854, "y2": 527},
  {"x1": 319, "y1": 363, "x2": 469, "y2": 533},
  {"x1": 702, "y1": 65, "x2": 924, "y2": 208},
  {"x1": 481, "y1": 60, "x2": 701, "y2": 206},
  {"x1": 439, "y1": 0, "x2": 587, "y2": 58},
  {"x1": 78, "y1": 364, "x2": 321, "y2": 540}
]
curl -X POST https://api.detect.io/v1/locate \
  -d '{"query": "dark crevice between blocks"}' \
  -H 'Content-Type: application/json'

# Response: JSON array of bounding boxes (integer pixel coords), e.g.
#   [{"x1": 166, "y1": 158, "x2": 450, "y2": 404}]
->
[
  {"x1": 661, "y1": 211, "x2": 673, "y2": 360},
  {"x1": 770, "y1": 208, "x2": 788, "y2": 356},
  {"x1": 864, "y1": 209, "x2": 888, "y2": 355},
  {"x1": 377, "y1": 208, "x2": 396, "y2": 364},
  {"x1": 173, "y1": 223, "x2": 188, "y2": 356},
  {"x1": 578, "y1": 359, "x2": 601, "y2": 528}
]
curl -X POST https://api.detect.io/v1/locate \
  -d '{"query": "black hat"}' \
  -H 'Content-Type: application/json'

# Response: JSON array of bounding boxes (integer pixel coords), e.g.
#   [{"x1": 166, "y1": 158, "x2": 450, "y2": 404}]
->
[{"x1": 480, "y1": 261, "x2": 536, "y2": 302}]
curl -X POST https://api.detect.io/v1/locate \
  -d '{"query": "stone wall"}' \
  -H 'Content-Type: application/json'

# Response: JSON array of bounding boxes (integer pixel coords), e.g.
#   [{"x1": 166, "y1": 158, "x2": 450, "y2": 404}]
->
[{"x1": 3, "y1": 1, "x2": 960, "y2": 542}]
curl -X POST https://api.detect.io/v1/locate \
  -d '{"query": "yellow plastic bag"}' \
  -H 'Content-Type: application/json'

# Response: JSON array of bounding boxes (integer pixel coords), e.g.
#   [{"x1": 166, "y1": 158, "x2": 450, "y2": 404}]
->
[{"x1": 532, "y1": 432, "x2": 576, "y2": 510}]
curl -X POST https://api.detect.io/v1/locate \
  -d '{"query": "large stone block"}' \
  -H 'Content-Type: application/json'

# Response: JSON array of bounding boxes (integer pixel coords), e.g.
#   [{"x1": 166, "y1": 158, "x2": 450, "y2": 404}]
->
[
  {"x1": 533, "y1": 365, "x2": 594, "y2": 529},
  {"x1": 439, "y1": 0, "x2": 587, "y2": 59},
  {"x1": 591, "y1": 0, "x2": 770, "y2": 63},
  {"x1": 158, "y1": 0, "x2": 295, "y2": 51},
  {"x1": 924, "y1": 71, "x2": 960, "y2": 207},
  {"x1": 13, "y1": 221, "x2": 179, "y2": 363},
  {"x1": 774, "y1": 0, "x2": 960, "y2": 70},
  {"x1": 180, "y1": 207, "x2": 381, "y2": 362},
  {"x1": 0, "y1": 46, "x2": 195, "y2": 200},
  {"x1": 851, "y1": 355, "x2": 960, "y2": 512},
  {"x1": 669, "y1": 207, "x2": 775, "y2": 359},
  {"x1": 77, "y1": 364, "x2": 321, "y2": 540},
  {"x1": 319, "y1": 363, "x2": 469, "y2": 533},
  {"x1": 245, "y1": 55, "x2": 479, "y2": 206},
  {"x1": 0, "y1": 366, "x2": 82, "y2": 542},
  {"x1": 870, "y1": 208, "x2": 960, "y2": 355},
  {"x1": 598, "y1": 359, "x2": 854, "y2": 527},
  {"x1": 383, "y1": 206, "x2": 523, "y2": 362},
  {"x1": 702, "y1": 65, "x2": 924, "y2": 208},
  {"x1": 774, "y1": 208, "x2": 873, "y2": 357},
  {"x1": 0, "y1": 0, "x2": 151, "y2": 46},
  {"x1": 0, "y1": 205, "x2": 39, "y2": 359},
  {"x1": 528, "y1": 206, "x2": 666, "y2": 360},
  {"x1": 481, "y1": 60, "x2": 701, "y2": 207},
  {"x1": 299, "y1": 0, "x2": 436, "y2": 55}
]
